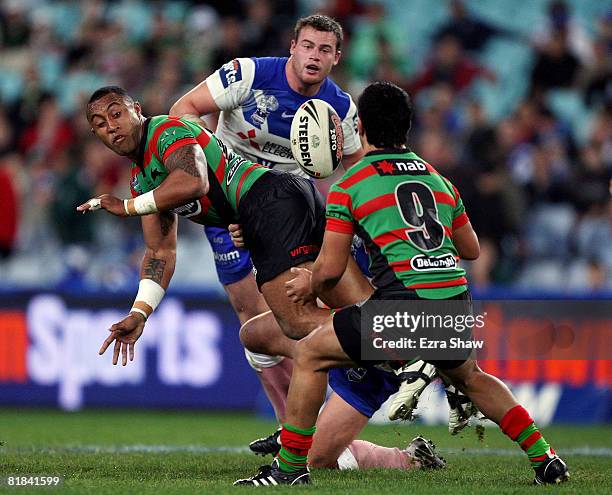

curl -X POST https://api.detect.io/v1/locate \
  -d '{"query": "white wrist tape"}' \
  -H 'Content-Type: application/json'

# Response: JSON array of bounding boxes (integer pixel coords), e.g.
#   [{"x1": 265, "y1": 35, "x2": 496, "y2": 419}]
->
[
  {"x1": 133, "y1": 191, "x2": 158, "y2": 215},
  {"x1": 131, "y1": 279, "x2": 165, "y2": 318},
  {"x1": 86, "y1": 198, "x2": 102, "y2": 210},
  {"x1": 129, "y1": 308, "x2": 148, "y2": 320}
]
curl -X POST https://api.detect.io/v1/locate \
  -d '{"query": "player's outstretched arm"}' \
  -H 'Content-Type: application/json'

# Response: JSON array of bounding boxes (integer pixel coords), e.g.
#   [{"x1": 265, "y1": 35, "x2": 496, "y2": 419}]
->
[
  {"x1": 453, "y1": 222, "x2": 480, "y2": 260},
  {"x1": 99, "y1": 212, "x2": 178, "y2": 366},
  {"x1": 311, "y1": 230, "x2": 353, "y2": 297},
  {"x1": 137, "y1": 212, "x2": 178, "y2": 291},
  {"x1": 77, "y1": 144, "x2": 208, "y2": 217}
]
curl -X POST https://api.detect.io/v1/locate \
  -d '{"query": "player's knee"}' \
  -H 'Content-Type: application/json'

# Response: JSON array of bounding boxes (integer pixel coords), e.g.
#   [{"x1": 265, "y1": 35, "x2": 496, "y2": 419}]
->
[
  {"x1": 239, "y1": 321, "x2": 255, "y2": 350},
  {"x1": 239, "y1": 316, "x2": 268, "y2": 354},
  {"x1": 293, "y1": 333, "x2": 321, "y2": 370}
]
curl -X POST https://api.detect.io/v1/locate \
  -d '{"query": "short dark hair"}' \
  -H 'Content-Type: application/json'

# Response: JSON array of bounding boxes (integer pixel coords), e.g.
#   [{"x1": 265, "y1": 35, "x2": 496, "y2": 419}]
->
[
  {"x1": 294, "y1": 15, "x2": 343, "y2": 51},
  {"x1": 88, "y1": 86, "x2": 132, "y2": 106},
  {"x1": 357, "y1": 82, "x2": 412, "y2": 148}
]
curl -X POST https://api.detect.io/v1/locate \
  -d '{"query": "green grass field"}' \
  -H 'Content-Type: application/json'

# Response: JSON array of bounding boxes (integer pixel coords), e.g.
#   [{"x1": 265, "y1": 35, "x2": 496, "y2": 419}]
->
[{"x1": 0, "y1": 409, "x2": 610, "y2": 494}]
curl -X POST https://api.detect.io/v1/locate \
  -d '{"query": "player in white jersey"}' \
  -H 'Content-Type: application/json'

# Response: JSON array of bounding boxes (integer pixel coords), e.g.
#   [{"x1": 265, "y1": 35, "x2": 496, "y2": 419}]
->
[
  {"x1": 174, "y1": 25, "x2": 362, "y2": 175},
  {"x1": 202, "y1": 57, "x2": 361, "y2": 175},
  {"x1": 170, "y1": 15, "x2": 461, "y2": 470}
]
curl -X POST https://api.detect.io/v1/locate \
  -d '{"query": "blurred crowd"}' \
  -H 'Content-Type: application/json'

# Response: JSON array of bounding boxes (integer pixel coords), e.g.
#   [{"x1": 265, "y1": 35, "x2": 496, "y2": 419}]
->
[{"x1": 0, "y1": 0, "x2": 610, "y2": 293}]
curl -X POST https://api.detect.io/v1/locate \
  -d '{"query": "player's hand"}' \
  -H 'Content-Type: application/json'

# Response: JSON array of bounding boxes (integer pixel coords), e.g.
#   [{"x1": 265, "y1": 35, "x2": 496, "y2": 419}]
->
[
  {"x1": 285, "y1": 267, "x2": 316, "y2": 305},
  {"x1": 229, "y1": 224, "x2": 245, "y2": 248},
  {"x1": 99, "y1": 313, "x2": 146, "y2": 366},
  {"x1": 76, "y1": 194, "x2": 127, "y2": 217}
]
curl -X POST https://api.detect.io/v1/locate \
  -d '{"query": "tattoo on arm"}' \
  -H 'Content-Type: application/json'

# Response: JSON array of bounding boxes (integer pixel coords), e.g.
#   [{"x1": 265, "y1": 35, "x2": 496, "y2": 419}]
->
[
  {"x1": 165, "y1": 144, "x2": 207, "y2": 178},
  {"x1": 159, "y1": 212, "x2": 175, "y2": 237},
  {"x1": 143, "y1": 258, "x2": 166, "y2": 284}
]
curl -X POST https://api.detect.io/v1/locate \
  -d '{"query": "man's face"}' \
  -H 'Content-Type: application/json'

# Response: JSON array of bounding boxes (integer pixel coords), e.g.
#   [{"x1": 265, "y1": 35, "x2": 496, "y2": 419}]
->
[
  {"x1": 289, "y1": 26, "x2": 341, "y2": 86},
  {"x1": 87, "y1": 94, "x2": 142, "y2": 156}
]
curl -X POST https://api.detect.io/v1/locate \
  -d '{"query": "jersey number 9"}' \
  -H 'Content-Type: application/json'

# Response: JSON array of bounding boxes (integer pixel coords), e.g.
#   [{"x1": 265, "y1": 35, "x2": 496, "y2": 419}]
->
[{"x1": 395, "y1": 181, "x2": 445, "y2": 251}]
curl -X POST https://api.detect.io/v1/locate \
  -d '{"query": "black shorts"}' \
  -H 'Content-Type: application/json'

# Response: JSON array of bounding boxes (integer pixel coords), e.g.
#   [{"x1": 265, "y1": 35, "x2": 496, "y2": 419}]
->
[
  {"x1": 333, "y1": 289, "x2": 473, "y2": 370},
  {"x1": 238, "y1": 171, "x2": 326, "y2": 288}
]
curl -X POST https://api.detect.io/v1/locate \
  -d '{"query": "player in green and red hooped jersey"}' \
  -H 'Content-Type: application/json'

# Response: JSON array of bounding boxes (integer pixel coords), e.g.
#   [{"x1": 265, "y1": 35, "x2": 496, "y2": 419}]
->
[
  {"x1": 78, "y1": 86, "x2": 212, "y2": 364},
  {"x1": 235, "y1": 82, "x2": 568, "y2": 487},
  {"x1": 77, "y1": 85, "x2": 371, "y2": 370}
]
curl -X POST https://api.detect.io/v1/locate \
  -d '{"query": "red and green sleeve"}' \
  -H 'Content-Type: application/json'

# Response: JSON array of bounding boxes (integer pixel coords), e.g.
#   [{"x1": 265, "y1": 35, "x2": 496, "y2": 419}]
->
[
  {"x1": 325, "y1": 183, "x2": 355, "y2": 235},
  {"x1": 130, "y1": 116, "x2": 203, "y2": 199},
  {"x1": 154, "y1": 118, "x2": 199, "y2": 162},
  {"x1": 450, "y1": 184, "x2": 469, "y2": 230}
]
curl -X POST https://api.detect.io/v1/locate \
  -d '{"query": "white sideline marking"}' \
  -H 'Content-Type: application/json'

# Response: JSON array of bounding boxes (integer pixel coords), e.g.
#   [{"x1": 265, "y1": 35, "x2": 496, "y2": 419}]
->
[
  {"x1": 7, "y1": 445, "x2": 612, "y2": 457},
  {"x1": 11, "y1": 445, "x2": 251, "y2": 454},
  {"x1": 441, "y1": 447, "x2": 612, "y2": 457}
]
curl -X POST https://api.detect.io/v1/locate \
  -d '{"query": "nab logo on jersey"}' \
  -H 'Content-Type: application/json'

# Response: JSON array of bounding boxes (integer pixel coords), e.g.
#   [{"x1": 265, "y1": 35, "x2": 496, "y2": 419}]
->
[
  {"x1": 373, "y1": 159, "x2": 429, "y2": 176},
  {"x1": 220, "y1": 59, "x2": 243, "y2": 88}
]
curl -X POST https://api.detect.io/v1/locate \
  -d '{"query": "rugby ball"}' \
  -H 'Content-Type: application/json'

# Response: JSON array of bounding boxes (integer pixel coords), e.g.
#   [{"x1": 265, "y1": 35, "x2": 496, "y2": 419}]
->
[{"x1": 290, "y1": 99, "x2": 344, "y2": 178}]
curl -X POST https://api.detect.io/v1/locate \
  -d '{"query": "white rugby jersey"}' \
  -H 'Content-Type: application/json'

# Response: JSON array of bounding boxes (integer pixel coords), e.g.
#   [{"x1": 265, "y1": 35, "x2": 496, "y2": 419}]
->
[{"x1": 205, "y1": 57, "x2": 361, "y2": 176}]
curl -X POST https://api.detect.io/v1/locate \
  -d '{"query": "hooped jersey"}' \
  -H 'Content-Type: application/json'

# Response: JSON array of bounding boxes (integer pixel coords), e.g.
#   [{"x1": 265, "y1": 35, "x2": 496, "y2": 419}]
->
[
  {"x1": 205, "y1": 57, "x2": 361, "y2": 175},
  {"x1": 326, "y1": 149, "x2": 470, "y2": 299},
  {"x1": 129, "y1": 115, "x2": 268, "y2": 225}
]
